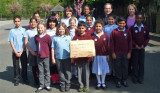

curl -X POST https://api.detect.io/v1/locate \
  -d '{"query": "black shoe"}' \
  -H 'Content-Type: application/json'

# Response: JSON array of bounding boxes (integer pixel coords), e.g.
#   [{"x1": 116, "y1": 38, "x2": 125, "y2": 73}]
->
[
  {"x1": 14, "y1": 81, "x2": 19, "y2": 86},
  {"x1": 35, "y1": 87, "x2": 43, "y2": 93},
  {"x1": 65, "y1": 87, "x2": 70, "y2": 92},
  {"x1": 132, "y1": 79, "x2": 137, "y2": 84},
  {"x1": 96, "y1": 86, "x2": 101, "y2": 90},
  {"x1": 116, "y1": 82, "x2": 121, "y2": 88},
  {"x1": 45, "y1": 87, "x2": 52, "y2": 91},
  {"x1": 101, "y1": 83, "x2": 107, "y2": 90},
  {"x1": 23, "y1": 80, "x2": 29, "y2": 85},
  {"x1": 122, "y1": 81, "x2": 128, "y2": 87},
  {"x1": 138, "y1": 80, "x2": 143, "y2": 84},
  {"x1": 60, "y1": 87, "x2": 65, "y2": 92}
]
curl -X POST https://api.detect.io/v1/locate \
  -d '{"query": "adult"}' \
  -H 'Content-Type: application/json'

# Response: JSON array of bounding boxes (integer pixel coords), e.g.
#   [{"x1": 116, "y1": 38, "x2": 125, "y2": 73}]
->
[
  {"x1": 98, "y1": 3, "x2": 113, "y2": 25},
  {"x1": 126, "y1": 4, "x2": 137, "y2": 29}
]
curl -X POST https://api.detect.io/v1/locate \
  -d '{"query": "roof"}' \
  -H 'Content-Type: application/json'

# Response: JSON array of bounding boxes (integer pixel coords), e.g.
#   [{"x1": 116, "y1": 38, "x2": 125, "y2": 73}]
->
[{"x1": 51, "y1": 4, "x2": 64, "y2": 12}]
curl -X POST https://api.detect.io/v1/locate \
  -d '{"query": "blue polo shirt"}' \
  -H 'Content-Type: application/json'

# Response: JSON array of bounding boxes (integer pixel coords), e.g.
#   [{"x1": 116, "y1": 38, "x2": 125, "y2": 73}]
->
[
  {"x1": 51, "y1": 35, "x2": 71, "y2": 59},
  {"x1": 103, "y1": 24, "x2": 118, "y2": 40},
  {"x1": 78, "y1": 15, "x2": 96, "y2": 25},
  {"x1": 8, "y1": 27, "x2": 26, "y2": 52},
  {"x1": 24, "y1": 28, "x2": 37, "y2": 51}
]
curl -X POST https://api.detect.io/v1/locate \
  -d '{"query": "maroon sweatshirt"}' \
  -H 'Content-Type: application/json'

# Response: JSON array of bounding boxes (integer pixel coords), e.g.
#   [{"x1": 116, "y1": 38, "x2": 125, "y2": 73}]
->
[
  {"x1": 72, "y1": 33, "x2": 92, "y2": 63},
  {"x1": 35, "y1": 34, "x2": 51, "y2": 58},
  {"x1": 86, "y1": 26, "x2": 95, "y2": 36},
  {"x1": 92, "y1": 32, "x2": 109, "y2": 55},
  {"x1": 130, "y1": 25, "x2": 150, "y2": 48},
  {"x1": 110, "y1": 28, "x2": 132, "y2": 54}
]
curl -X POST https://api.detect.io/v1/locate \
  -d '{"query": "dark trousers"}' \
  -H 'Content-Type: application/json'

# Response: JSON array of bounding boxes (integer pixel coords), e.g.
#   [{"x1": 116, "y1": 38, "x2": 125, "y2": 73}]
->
[
  {"x1": 56, "y1": 58, "x2": 71, "y2": 88},
  {"x1": 132, "y1": 49, "x2": 145, "y2": 82},
  {"x1": 113, "y1": 54, "x2": 128, "y2": 82},
  {"x1": 12, "y1": 51, "x2": 28, "y2": 82},
  {"x1": 32, "y1": 66, "x2": 39, "y2": 84}
]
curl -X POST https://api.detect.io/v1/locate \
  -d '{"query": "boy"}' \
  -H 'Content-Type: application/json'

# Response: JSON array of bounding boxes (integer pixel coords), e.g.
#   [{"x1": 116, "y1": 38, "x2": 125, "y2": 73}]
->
[
  {"x1": 72, "y1": 21, "x2": 92, "y2": 92},
  {"x1": 8, "y1": 15, "x2": 28, "y2": 86},
  {"x1": 110, "y1": 17, "x2": 132, "y2": 88}
]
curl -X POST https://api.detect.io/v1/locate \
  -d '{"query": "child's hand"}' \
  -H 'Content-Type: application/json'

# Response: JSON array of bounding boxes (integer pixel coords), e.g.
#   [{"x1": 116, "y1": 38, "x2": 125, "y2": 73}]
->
[
  {"x1": 127, "y1": 53, "x2": 131, "y2": 59},
  {"x1": 141, "y1": 45, "x2": 144, "y2": 49},
  {"x1": 52, "y1": 58, "x2": 56, "y2": 64},
  {"x1": 71, "y1": 59, "x2": 74, "y2": 63},
  {"x1": 112, "y1": 53, "x2": 116, "y2": 60},
  {"x1": 136, "y1": 45, "x2": 141, "y2": 50},
  {"x1": 15, "y1": 52, "x2": 21, "y2": 57},
  {"x1": 31, "y1": 51, "x2": 37, "y2": 56},
  {"x1": 87, "y1": 55, "x2": 92, "y2": 58},
  {"x1": 72, "y1": 56, "x2": 77, "y2": 58},
  {"x1": 107, "y1": 55, "x2": 110, "y2": 62}
]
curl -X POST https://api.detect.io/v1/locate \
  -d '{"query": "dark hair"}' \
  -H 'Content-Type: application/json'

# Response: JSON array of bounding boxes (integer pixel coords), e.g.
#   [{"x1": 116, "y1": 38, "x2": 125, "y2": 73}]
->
[
  {"x1": 86, "y1": 15, "x2": 93, "y2": 20},
  {"x1": 29, "y1": 17, "x2": 37, "y2": 23},
  {"x1": 78, "y1": 21, "x2": 86, "y2": 27},
  {"x1": 136, "y1": 12, "x2": 144, "y2": 18},
  {"x1": 13, "y1": 15, "x2": 21, "y2": 21},
  {"x1": 117, "y1": 16, "x2": 126, "y2": 23},
  {"x1": 47, "y1": 16, "x2": 58, "y2": 29},
  {"x1": 108, "y1": 14, "x2": 116, "y2": 19},
  {"x1": 33, "y1": 11, "x2": 40, "y2": 16},
  {"x1": 95, "y1": 20, "x2": 104, "y2": 27},
  {"x1": 104, "y1": 3, "x2": 113, "y2": 9},
  {"x1": 56, "y1": 23, "x2": 69, "y2": 35}
]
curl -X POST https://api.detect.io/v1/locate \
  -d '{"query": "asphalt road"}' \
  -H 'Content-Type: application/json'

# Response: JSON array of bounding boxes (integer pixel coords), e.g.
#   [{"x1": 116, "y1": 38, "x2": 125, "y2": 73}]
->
[{"x1": 0, "y1": 20, "x2": 160, "y2": 93}]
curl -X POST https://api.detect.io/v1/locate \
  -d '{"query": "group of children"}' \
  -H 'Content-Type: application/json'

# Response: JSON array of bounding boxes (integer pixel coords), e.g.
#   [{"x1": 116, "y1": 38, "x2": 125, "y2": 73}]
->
[{"x1": 8, "y1": 4, "x2": 150, "y2": 93}]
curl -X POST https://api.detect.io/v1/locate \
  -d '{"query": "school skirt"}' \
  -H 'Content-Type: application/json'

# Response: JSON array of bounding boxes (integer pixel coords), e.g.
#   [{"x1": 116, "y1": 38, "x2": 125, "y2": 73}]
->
[
  {"x1": 92, "y1": 56, "x2": 110, "y2": 75},
  {"x1": 28, "y1": 52, "x2": 37, "y2": 66}
]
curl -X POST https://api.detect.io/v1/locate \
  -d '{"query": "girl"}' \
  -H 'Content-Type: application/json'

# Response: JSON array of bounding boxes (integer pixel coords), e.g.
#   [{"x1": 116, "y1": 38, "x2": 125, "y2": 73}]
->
[
  {"x1": 92, "y1": 20, "x2": 110, "y2": 90},
  {"x1": 46, "y1": 15, "x2": 58, "y2": 36},
  {"x1": 24, "y1": 18, "x2": 39, "y2": 85},
  {"x1": 86, "y1": 15, "x2": 95, "y2": 36},
  {"x1": 35, "y1": 22, "x2": 52, "y2": 92},
  {"x1": 130, "y1": 12, "x2": 150, "y2": 84},
  {"x1": 51, "y1": 23, "x2": 72, "y2": 92},
  {"x1": 69, "y1": 17, "x2": 77, "y2": 39},
  {"x1": 46, "y1": 15, "x2": 59, "y2": 84},
  {"x1": 61, "y1": 6, "x2": 78, "y2": 27}
]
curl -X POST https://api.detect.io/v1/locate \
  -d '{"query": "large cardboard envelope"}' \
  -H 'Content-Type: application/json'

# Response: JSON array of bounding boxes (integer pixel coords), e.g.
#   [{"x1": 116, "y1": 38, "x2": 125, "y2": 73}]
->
[{"x1": 70, "y1": 40, "x2": 95, "y2": 58}]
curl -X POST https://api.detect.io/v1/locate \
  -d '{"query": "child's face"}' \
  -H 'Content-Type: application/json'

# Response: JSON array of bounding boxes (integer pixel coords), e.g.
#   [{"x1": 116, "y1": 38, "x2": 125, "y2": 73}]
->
[
  {"x1": 136, "y1": 15, "x2": 143, "y2": 24},
  {"x1": 66, "y1": 10, "x2": 72, "y2": 18},
  {"x1": 69, "y1": 20, "x2": 76, "y2": 29},
  {"x1": 108, "y1": 16, "x2": 116, "y2": 25},
  {"x1": 14, "y1": 18, "x2": 21, "y2": 28},
  {"x1": 49, "y1": 21, "x2": 56, "y2": 29},
  {"x1": 78, "y1": 26, "x2": 86, "y2": 35},
  {"x1": 58, "y1": 26, "x2": 65, "y2": 36},
  {"x1": 117, "y1": 21, "x2": 126, "y2": 30},
  {"x1": 95, "y1": 23, "x2": 103, "y2": 33},
  {"x1": 86, "y1": 17, "x2": 93, "y2": 26},
  {"x1": 128, "y1": 6, "x2": 136, "y2": 15},
  {"x1": 37, "y1": 24, "x2": 45, "y2": 35},
  {"x1": 84, "y1": 6, "x2": 90, "y2": 15},
  {"x1": 30, "y1": 19, "x2": 37, "y2": 29},
  {"x1": 34, "y1": 14, "x2": 40, "y2": 22}
]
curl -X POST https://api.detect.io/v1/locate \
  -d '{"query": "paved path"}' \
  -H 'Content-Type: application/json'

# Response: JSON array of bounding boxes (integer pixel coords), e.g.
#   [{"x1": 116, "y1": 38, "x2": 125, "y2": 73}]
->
[{"x1": 0, "y1": 20, "x2": 160, "y2": 93}]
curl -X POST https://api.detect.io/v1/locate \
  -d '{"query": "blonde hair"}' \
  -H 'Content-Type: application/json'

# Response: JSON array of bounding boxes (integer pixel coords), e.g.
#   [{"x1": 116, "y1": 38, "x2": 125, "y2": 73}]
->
[
  {"x1": 56, "y1": 23, "x2": 70, "y2": 35},
  {"x1": 64, "y1": 6, "x2": 74, "y2": 18},
  {"x1": 69, "y1": 17, "x2": 76, "y2": 23},
  {"x1": 127, "y1": 4, "x2": 137, "y2": 15},
  {"x1": 37, "y1": 21, "x2": 47, "y2": 34}
]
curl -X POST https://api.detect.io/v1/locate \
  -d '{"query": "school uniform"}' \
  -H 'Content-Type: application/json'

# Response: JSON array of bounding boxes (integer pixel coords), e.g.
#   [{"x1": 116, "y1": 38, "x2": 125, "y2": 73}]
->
[
  {"x1": 8, "y1": 27, "x2": 28, "y2": 82},
  {"x1": 46, "y1": 28, "x2": 56, "y2": 37},
  {"x1": 92, "y1": 31, "x2": 110, "y2": 75},
  {"x1": 35, "y1": 34, "x2": 52, "y2": 88},
  {"x1": 86, "y1": 24, "x2": 95, "y2": 36},
  {"x1": 51, "y1": 35, "x2": 72, "y2": 89},
  {"x1": 68, "y1": 27, "x2": 76, "y2": 39},
  {"x1": 130, "y1": 24, "x2": 150, "y2": 83},
  {"x1": 61, "y1": 17, "x2": 78, "y2": 27},
  {"x1": 73, "y1": 33, "x2": 92, "y2": 88},
  {"x1": 78, "y1": 15, "x2": 96, "y2": 25},
  {"x1": 110, "y1": 28, "x2": 132, "y2": 82}
]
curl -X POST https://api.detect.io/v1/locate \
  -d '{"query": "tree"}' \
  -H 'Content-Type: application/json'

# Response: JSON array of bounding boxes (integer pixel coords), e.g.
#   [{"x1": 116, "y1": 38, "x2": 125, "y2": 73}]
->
[
  {"x1": 40, "y1": 3, "x2": 53, "y2": 18},
  {"x1": 74, "y1": 0, "x2": 85, "y2": 17},
  {"x1": 6, "y1": 1, "x2": 22, "y2": 16}
]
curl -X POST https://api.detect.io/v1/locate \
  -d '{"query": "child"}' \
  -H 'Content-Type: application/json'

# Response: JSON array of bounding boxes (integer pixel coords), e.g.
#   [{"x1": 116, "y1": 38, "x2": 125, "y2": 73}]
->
[
  {"x1": 34, "y1": 21, "x2": 52, "y2": 92},
  {"x1": 8, "y1": 15, "x2": 28, "y2": 86},
  {"x1": 61, "y1": 6, "x2": 78, "y2": 27},
  {"x1": 103, "y1": 14, "x2": 118, "y2": 77},
  {"x1": 24, "y1": 18, "x2": 39, "y2": 85},
  {"x1": 51, "y1": 23, "x2": 72, "y2": 92},
  {"x1": 78, "y1": 5, "x2": 95, "y2": 25},
  {"x1": 72, "y1": 21, "x2": 92, "y2": 92},
  {"x1": 69, "y1": 17, "x2": 77, "y2": 39},
  {"x1": 46, "y1": 16, "x2": 58, "y2": 36},
  {"x1": 46, "y1": 15, "x2": 59, "y2": 84},
  {"x1": 92, "y1": 20, "x2": 110, "y2": 90},
  {"x1": 130, "y1": 12, "x2": 150, "y2": 84},
  {"x1": 86, "y1": 15, "x2": 95, "y2": 36},
  {"x1": 110, "y1": 17, "x2": 132, "y2": 88}
]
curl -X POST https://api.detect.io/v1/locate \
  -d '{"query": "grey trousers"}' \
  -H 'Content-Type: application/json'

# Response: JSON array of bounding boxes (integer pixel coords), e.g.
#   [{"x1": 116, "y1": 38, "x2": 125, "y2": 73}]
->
[
  {"x1": 37, "y1": 57, "x2": 50, "y2": 88},
  {"x1": 77, "y1": 62, "x2": 90, "y2": 88},
  {"x1": 56, "y1": 58, "x2": 71, "y2": 88}
]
